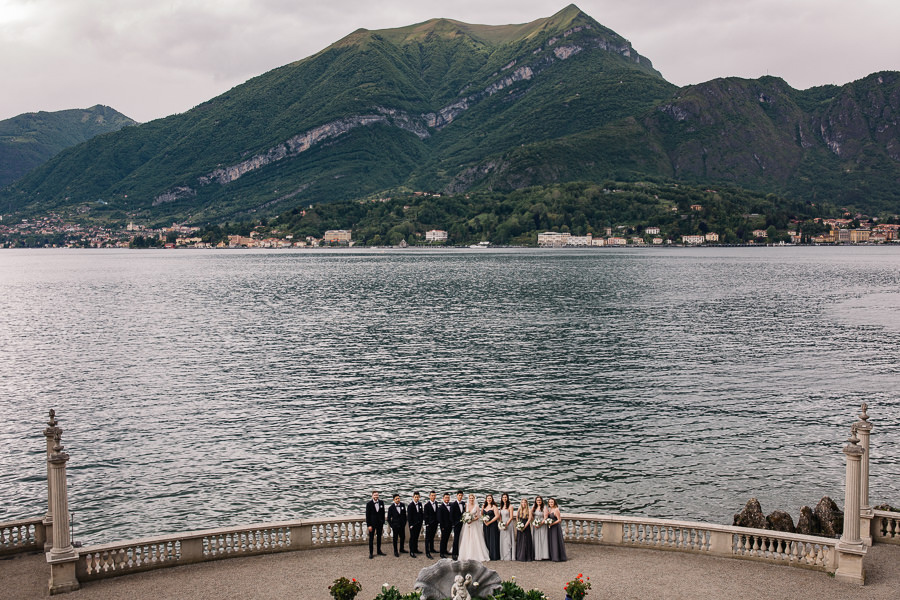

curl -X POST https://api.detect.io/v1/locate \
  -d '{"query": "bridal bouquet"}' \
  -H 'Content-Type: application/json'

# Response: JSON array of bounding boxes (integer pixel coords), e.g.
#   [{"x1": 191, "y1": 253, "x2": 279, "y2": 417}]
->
[
  {"x1": 498, "y1": 521, "x2": 508, "y2": 531},
  {"x1": 515, "y1": 521, "x2": 526, "y2": 532},
  {"x1": 532, "y1": 517, "x2": 544, "y2": 528},
  {"x1": 482, "y1": 514, "x2": 492, "y2": 524},
  {"x1": 461, "y1": 511, "x2": 477, "y2": 524},
  {"x1": 545, "y1": 515, "x2": 557, "y2": 526}
]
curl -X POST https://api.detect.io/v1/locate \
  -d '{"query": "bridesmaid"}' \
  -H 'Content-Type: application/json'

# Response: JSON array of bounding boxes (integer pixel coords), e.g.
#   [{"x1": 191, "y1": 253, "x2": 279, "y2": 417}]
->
[
  {"x1": 514, "y1": 498, "x2": 533, "y2": 562},
  {"x1": 482, "y1": 494, "x2": 501, "y2": 561},
  {"x1": 498, "y1": 493, "x2": 515, "y2": 561},
  {"x1": 546, "y1": 497, "x2": 567, "y2": 562},
  {"x1": 531, "y1": 495, "x2": 549, "y2": 560}
]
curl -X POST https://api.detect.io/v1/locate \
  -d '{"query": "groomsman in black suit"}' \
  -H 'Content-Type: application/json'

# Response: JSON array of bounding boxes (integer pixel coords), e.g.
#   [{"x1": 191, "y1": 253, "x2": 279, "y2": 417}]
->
[
  {"x1": 438, "y1": 492, "x2": 453, "y2": 558},
  {"x1": 407, "y1": 491, "x2": 424, "y2": 558},
  {"x1": 451, "y1": 490, "x2": 465, "y2": 560},
  {"x1": 366, "y1": 491, "x2": 386, "y2": 559},
  {"x1": 423, "y1": 490, "x2": 439, "y2": 559},
  {"x1": 387, "y1": 493, "x2": 407, "y2": 557}
]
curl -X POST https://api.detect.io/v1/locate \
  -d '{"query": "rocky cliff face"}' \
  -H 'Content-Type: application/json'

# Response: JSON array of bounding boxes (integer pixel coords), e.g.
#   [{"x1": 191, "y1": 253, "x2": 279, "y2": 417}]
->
[{"x1": 642, "y1": 72, "x2": 900, "y2": 205}]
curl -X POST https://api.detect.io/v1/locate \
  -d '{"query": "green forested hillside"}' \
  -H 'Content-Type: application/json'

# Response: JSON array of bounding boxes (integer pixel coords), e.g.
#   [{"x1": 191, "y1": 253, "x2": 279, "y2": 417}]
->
[
  {"x1": 193, "y1": 180, "x2": 842, "y2": 247},
  {"x1": 1, "y1": 4, "x2": 898, "y2": 224},
  {"x1": 0, "y1": 105, "x2": 135, "y2": 187}
]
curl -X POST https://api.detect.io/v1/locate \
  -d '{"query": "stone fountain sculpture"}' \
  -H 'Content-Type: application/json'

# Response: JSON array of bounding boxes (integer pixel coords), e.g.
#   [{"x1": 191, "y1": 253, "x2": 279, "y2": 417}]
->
[{"x1": 414, "y1": 559, "x2": 501, "y2": 600}]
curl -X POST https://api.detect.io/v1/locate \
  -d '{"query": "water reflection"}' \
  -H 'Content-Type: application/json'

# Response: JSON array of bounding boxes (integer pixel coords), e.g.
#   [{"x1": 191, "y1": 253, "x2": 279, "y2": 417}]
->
[{"x1": 0, "y1": 247, "x2": 898, "y2": 543}]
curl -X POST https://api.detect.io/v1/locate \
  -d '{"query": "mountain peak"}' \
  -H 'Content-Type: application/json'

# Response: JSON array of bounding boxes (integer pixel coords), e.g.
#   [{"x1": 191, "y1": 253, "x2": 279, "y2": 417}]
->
[{"x1": 332, "y1": 5, "x2": 597, "y2": 49}]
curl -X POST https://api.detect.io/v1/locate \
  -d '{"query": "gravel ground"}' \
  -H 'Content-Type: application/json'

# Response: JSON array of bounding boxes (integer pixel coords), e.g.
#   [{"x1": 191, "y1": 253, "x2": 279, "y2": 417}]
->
[{"x1": 3, "y1": 543, "x2": 898, "y2": 600}]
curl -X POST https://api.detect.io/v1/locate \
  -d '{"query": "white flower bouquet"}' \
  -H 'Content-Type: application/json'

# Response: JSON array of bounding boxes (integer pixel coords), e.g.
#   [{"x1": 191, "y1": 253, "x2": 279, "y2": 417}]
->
[
  {"x1": 532, "y1": 517, "x2": 544, "y2": 528},
  {"x1": 461, "y1": 511, "x2": 477, "y2": 524},
  {"x1": 515, "y1": 521, "x2": 526, "y2": 532},
  {"x1": 482, "y1": 514, "x2": 492, "y2": 524}
]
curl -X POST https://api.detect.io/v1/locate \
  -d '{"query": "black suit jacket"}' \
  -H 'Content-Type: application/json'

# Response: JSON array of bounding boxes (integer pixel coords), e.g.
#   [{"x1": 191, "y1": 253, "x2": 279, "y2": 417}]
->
[
  {"x1": 408, "y1": 501, "x2": 424, "y2": 528},
  {"x1": 451, "y1": 500, "x2": 464, "y2": 525},
  {"x1": 438, "y1": 502, "x2": 453, "y2": 530},
  {"x1": 423, "y1": 501, "x2": 438, "y2": 526},
  {"x1": 387, "y1": 502, "x2": 407, "y2": 531},
  {"x1": 366, "y1": 499, "x2": 385, "y2": 528}
]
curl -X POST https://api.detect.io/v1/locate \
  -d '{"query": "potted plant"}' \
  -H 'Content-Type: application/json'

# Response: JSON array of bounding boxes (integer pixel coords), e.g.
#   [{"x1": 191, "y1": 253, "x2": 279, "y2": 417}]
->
[
  {"x1": 563, "y1": 574, "x2": 590, "y2": 600},
  {"x1": 329, "y1": 577, "x2": 362, "y2": 600}
]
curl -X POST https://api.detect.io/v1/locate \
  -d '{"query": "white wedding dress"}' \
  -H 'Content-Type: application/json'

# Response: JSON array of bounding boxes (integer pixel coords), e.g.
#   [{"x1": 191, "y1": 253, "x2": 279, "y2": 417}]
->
[{"x1": 457, "y1": 505, "x2": 491, "y2": 562}]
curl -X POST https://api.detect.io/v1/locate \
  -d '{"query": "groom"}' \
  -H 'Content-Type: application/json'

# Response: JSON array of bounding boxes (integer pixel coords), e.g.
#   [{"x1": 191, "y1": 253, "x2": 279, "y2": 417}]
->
[{"x1": 451, "y1": 490, "x2": 465, "y2": 560}]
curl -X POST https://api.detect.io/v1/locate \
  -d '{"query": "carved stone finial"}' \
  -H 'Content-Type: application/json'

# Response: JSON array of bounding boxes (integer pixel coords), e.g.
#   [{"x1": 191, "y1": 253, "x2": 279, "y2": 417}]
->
[
  {"x1": 849, "y1": 424, "x2": 859, "y2": 445},
  {"x1": 44, "y1": 409, "x2": 62, "y2": 439},
  {"x1": 859, "y1": 403, "x2": 869, "y2": 422},
  {"x1": 53, "y1": 430, "x2": 64, "y2": 453}
]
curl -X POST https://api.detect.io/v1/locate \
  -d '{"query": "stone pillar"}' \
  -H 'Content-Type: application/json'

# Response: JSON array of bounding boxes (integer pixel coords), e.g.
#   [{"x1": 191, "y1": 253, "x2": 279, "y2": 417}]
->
[
  {"x1": 855, "y1": 403, "x2": 873, "y2": 546},
  {"x1": 43, "y1": 409, "x2": 61, "y2": 552},
  {"x1": 835, "y1": 426, "x2": 866, "y2": 585},
  {"x1": 46, "y1": 431, "x2": 79, "y2": 595}
]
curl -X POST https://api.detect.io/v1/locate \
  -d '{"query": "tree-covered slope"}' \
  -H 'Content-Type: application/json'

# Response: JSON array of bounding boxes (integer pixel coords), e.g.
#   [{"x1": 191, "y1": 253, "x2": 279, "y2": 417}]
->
[
  {"x1": 2, "y1": 4, "x2": 898, "y2": 223},
  {"x1": 1, "y1": 4, "x2": 670, "y2": 222},
  {"x1": 0, "y1": 105, "x2": 135, "y2": 188},
  {"x1": 457, "y1": 72, "x2": 900, "y2": 213}
]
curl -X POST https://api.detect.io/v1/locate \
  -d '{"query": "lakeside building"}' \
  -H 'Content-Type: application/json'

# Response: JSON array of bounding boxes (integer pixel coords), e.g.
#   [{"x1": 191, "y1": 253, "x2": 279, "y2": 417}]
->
[
  {"x1": 752, "y1": 229, "x2": 768, "y2": 239},
  {"x1": 645, "y1": 226, "x2": 660, "y2": 235},
  {"x1": 607, "y1": 237, "x2": 627, "y2": 246},
  {"x1": 538, "y1": 232, "x2": 570, "y2": 247},
  {"x1": 591, "y1": 237, "x2": 606, "y2": 246},
  {"x1": 652, "y1": 237, "x2": 663, "y2": 245},
  {"x1": 838, "y1": 229, "x2": 851, "y2": 243},
  {"x1": 323, "y1": 230, "x2": 352, "y2": 244},
  {"x1": 850, "y1": 229, "x2": 871, "y2": 244},
  {"x1": 705, "y1": 232, "x2": 719, "y2": 243},
  {"x1": 682, "y1": 235, "x2": 705, "y2": 245},
  {"x1": 566, "y1": 234, "x2": 592, "y2": 246},
  {"x1": 425, "y1": 229, "x2": 448, "y2": 243}
]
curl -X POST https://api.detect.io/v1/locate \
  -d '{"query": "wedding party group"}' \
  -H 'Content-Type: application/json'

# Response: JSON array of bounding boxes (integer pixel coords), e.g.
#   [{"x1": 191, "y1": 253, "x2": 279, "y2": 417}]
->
[{"x1": 365, "y1": 490, "x2": 567, "y2": 562}]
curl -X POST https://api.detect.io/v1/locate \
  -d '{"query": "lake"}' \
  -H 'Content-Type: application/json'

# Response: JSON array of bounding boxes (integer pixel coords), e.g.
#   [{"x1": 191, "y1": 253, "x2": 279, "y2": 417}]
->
[{"x1": 1, "y1": 247, "x2": 898, "y2": 544}]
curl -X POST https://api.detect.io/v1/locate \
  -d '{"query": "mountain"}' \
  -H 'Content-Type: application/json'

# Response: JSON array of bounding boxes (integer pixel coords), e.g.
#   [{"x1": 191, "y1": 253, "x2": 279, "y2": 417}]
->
[
  {"x1": 475, "y1": 72, "x2": 900, "y2": 212},
  {"x1": 0, "y1": 105, "x2": 136, "y2": 188},
  {"x1": 2, "y1": 5, "x2": 898, "y2": 224}
]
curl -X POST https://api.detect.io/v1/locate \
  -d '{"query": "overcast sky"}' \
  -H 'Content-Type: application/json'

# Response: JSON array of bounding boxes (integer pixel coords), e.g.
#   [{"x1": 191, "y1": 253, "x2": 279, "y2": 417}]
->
[{"x1": 1, "y1": 0, "x2": 898, "y2": 123}]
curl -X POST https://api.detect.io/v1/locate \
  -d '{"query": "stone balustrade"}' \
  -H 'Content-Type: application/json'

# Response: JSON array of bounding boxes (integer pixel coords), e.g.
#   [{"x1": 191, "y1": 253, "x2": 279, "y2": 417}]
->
[
  {"x1": 560, "y1": 514, "x2": 836, "y2": 571},
  {"x1": 0, "y1": 513, "x2": 835, "y2": 584},
  {"x1": 872, "y1": 510, "x2": 900, "y2": 545},
  {"x1": 0, "y1": 517, "x2": 46, "y2": 556}
]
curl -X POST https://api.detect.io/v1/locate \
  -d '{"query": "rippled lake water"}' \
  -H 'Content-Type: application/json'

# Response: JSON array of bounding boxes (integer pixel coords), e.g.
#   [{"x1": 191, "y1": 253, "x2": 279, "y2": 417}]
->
[{"x1": 1, "y1": 247, "x2": 899, "y2": 544}]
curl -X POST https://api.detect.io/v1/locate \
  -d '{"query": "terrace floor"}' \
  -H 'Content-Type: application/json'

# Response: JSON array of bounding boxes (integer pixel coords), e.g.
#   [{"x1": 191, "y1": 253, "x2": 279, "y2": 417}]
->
[{"x1": 3, "y1": 543, "x2": 899, "y2": 600}]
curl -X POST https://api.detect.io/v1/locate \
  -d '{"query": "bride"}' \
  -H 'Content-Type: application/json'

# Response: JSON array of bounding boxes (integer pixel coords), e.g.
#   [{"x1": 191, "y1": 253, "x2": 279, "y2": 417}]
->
[{"x1": 457, "y1": 493, "x2": 491, "y2": 562}]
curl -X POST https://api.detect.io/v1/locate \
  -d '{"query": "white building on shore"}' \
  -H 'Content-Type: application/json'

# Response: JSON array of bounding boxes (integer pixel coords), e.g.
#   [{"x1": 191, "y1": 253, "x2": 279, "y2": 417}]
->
[
  {"x1": 538, "y1": 232, "x2": 570, "y2": 247},
  {"x1": 425, "y1": 229, "x2": 448, "y2": 243}
]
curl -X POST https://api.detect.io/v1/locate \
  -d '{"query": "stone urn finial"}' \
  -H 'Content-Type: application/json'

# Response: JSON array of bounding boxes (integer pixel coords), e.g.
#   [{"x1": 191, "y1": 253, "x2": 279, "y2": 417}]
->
[
  {"x1": 48, "y1": 409, "x2": 57, "y2": 427},
  {"x1": 859, "y1": 403, "x2": 869, "y2": 423}
]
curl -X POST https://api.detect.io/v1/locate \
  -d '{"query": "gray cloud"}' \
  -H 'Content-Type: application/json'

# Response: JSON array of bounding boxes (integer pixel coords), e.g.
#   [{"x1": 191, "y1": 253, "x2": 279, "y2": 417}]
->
[{"x1": 0, "y1": 0, "x2": 897, "y2": 122}]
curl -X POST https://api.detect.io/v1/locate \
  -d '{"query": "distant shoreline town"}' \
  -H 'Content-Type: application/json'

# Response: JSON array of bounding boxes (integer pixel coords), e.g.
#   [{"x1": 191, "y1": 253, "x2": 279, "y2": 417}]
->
[{"x1": 1, "y1": 215, "x2": 898, "y2": 249}]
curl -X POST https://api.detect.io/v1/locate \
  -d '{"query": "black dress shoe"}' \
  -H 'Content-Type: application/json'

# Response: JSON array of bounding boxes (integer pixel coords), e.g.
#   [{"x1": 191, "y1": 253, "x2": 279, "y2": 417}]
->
[
  {"x1": 439, "y1": 553, "x2": 447, "y2": 558},
  {"x1": 394, "y1": 551, "x2": 400, "y2": 557},
  {"x1": 410, "y1": 552, "x2": 416, "y2": 558},
  {"x1": 377, "y1": 551, "x2": 387, "y2": 556},
  {"x1": 426, "y1": 553, "x2": 433, "y2": 559},
  {"x1": 369, "y1": 554, "x2": 374, "y2": 559}
]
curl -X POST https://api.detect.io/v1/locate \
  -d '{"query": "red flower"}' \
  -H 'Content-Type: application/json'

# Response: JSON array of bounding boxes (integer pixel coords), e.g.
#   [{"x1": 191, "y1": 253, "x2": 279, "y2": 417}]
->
[{"x1": 577, "y1": 574, "x2": 582, "y2": 578}]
